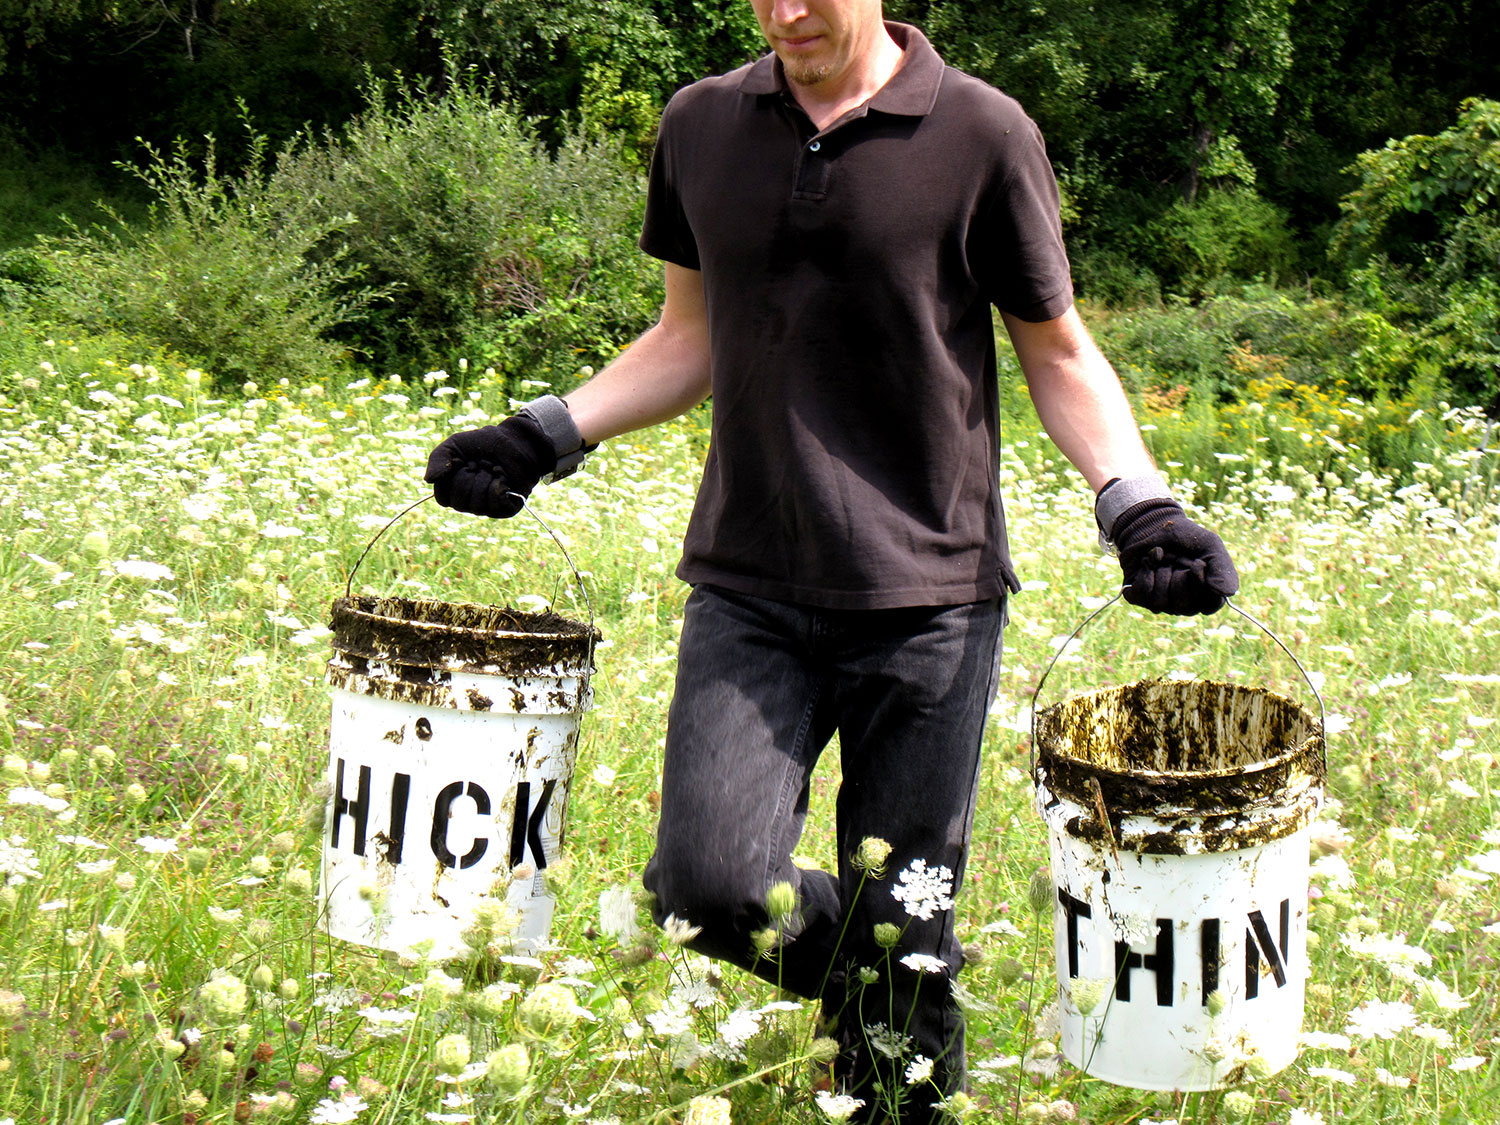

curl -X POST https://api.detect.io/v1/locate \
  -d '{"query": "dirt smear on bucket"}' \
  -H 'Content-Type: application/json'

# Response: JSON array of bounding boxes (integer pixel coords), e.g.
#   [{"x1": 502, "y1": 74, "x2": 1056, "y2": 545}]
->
[
  {"x1": 1034, "y1": 679, "x2": 1324, "y2": 854},
  {"x1": 329, "y1": 595, "x2": 599, "y2": 677}
]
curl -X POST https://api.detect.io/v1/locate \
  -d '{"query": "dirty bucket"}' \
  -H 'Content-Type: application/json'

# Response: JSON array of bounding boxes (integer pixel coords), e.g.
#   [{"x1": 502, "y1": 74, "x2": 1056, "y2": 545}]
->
[
  {"x1": 321, "y1": 498, "x2": 599, "y2": 959},
  {"x1": 1031, "y1": 597, "x2": 1325, "y2": 1090}
]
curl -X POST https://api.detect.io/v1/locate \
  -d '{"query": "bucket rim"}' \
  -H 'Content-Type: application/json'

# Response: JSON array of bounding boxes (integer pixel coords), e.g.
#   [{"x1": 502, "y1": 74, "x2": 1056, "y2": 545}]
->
[
  {"x1": 1034, "y1": 680, "x2": 1323, "y2": 783},
  {"x1": 331, "y1": 593, "x2": 598, "y2": 643}
]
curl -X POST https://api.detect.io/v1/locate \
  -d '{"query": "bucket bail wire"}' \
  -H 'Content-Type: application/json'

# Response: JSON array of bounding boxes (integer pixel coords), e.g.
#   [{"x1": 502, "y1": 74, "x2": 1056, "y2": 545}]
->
[
  {"x1": 321, "y1": 494, "x2": 599, "y2": 959},
  {"x1": 1029, "y1": 594, "x2": 1326, "y2": 1090}
]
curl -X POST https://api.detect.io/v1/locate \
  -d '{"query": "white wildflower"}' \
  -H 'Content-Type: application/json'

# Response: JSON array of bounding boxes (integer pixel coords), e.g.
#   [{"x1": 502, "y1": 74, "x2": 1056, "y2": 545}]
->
[
  {"x1": 865, "y1": 1022, "x2": 913, "y2": 1060},
  {"x1": 1346, "y1": 998, "x2": 1416, "y2": 1040},
  {"x1": 0, "y1": 839, "x2": 41, "y2": 886},
  {"x1": 309, "y1": 1094, "x2": 369, "y2": 1124},
  {"x1": 661, "y1": 913, "x2": 702, "y2": 945},
  {"x1": 1306, "y1": 1066, "x2": 1356, "y2": 1084},
  {"x1": 1342, "y1": 932, "x2": 1432, "y2": 970},
  {"x1": 899, "y1": 953, "x2": 948, "y2": 975},
  {"x1": 1296, "y1": 1038, "x2": 1356, "y2": 1056},
  {"x1": 814, "y1": 1091, "x2": 865, "y2": 1121},
  {"x1": 1110, "y1": 911, "x2": 1157, "y2": 946},
  {"x1": 598, "y1": 886, "x2": 641, "y2": 942},
  {"x1": 904, "y1": 1054, "x2": 934, "y2": 1085},
  {"x1": 890, "y1": 858, "x2": 955, "y2": 921},
  {"x1": 113, "y1": 559, "x2": 175, "y2": 581}
]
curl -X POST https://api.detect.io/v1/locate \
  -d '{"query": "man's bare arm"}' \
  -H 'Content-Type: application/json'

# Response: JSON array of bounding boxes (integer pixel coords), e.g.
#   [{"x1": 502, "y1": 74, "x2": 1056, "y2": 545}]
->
[
  {"x1": 1002, "y1": 304, "x2": 1238, "y2": 614},
  {"x1": 565, "y1": 262, "x2": 713, "y2": 446},
  {"x1": 1001, "y1": 306, "x2": 1157, "y2": 492}
]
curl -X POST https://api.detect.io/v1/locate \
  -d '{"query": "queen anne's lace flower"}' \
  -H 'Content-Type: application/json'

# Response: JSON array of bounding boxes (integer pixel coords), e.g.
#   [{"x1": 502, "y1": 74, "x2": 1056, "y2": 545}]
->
[
  {"x1": 814, "y1": 1092, "x2": 865, "y2": 1121},
  {"x1": 890, "y1": 858, "x2": 954, "y2": 921},
  {"x1": 1345, "y1": 998, "x2": 1416, "y2": 1040}
]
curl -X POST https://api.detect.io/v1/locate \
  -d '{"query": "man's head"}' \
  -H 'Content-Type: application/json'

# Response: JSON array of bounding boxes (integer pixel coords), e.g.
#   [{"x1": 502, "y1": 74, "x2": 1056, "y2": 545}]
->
[{"x1": 749, "y1": 0, "x2": 888, "y2": 92}]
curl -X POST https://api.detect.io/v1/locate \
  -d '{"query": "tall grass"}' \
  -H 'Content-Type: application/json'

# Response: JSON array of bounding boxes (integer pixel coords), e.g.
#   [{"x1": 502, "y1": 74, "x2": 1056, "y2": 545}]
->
[{"x1": 0, "y1": 340, "x2": 1497, "y2": 1123}]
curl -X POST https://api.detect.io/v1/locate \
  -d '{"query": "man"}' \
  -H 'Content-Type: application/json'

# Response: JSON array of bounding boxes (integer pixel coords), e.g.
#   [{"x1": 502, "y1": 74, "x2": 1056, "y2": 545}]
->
[{"x1": 426, "y1": 1, "x2": 1238, "y2": 1119}]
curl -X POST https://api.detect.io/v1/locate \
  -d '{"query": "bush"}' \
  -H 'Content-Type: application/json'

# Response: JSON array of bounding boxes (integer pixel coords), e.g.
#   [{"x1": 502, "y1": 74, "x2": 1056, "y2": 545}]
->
[
  {"x1": 269, "y1": 77, "x2": 662, "y2": 383},
  {"x1": 1087, "y1": 283, "x2": 1437, "y2": 404},
  {"x1": 1333, "y1": 99, "x2": 1500, "y2": 408},
  {"x1": 40, "y1": 129, "x2": 370, "y2": 391},
  {"x1": 1135, "y1": 189, "x2": 1299, "y2": 298}
]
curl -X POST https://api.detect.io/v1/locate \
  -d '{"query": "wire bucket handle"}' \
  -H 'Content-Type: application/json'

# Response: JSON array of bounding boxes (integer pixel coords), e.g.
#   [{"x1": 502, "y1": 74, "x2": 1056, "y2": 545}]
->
[
  {"x1": 1028, "y1": 593, "x2": 1326, "y2": 777},
  {"x1": 343, "y1": 492, "x2": 597, "y2": 651}
]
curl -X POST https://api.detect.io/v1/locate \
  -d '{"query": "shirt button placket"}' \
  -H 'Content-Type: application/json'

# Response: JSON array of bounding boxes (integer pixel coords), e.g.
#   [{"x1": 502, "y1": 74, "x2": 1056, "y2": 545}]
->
[{"x1": 795, "y1": 136, "x2": 831, "y2": 199}]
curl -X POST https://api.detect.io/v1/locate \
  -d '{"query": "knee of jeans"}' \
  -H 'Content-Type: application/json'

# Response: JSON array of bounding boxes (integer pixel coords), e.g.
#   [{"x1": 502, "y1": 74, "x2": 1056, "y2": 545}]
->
[{"x1": 643, "y1": 847, "x2": 767, "y2": 945}]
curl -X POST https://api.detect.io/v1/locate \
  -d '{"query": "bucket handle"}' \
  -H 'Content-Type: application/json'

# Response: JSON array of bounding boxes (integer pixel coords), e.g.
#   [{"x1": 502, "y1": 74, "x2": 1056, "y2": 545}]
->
[
  {"x1": 343, "y1": 492, "x2": 597, "y2": 656},
  {"x1": 1028, "y1": 592, "x2": 1326, "y2": 777}
]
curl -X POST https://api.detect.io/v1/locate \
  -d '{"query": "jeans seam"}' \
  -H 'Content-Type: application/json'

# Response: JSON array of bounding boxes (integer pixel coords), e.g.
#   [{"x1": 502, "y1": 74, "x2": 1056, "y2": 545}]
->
[{"x1": 763, "y1": 677, "x2": 823, "y2": 892}]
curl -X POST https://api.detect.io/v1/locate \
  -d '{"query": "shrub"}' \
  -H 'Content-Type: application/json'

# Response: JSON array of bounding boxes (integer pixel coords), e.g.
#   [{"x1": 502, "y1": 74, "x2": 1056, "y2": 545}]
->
[
  {"x1": 269, "y1": 77, "x2": 661, "y2": 383},
  {"x1": 40, "y1": 129, "x2": 371, "y2": 391},
  {"x1": 1135, "y1": 189, "x2": 1299, "y2": 299},
  {"x1": 1087, "y1": 284, "x2": 1441, "y2": 404},
  {"x1": 1333, "y1": 99, "x2": 1500, "y2": 408}
]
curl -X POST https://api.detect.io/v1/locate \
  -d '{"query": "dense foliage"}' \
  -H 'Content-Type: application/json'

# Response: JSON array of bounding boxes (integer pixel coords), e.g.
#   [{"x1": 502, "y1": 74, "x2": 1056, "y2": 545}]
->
[{"x1": 0, "y1": 1, "x2": 1496, "y2": 411}]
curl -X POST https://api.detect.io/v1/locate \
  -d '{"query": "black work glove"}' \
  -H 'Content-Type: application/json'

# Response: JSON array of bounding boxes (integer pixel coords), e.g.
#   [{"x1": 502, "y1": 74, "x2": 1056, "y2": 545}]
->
[
  {"x1": 424, "y1": 415, "x2": 555, "y2": 518},
  {"x1": 1111, "y1": 497, "x2": 1239, "y2": 615}
]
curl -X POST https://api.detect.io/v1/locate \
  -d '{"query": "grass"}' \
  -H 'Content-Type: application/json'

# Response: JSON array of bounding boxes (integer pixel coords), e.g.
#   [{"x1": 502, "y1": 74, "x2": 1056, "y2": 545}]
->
[{"x1": 0, "y1": 340, "x2": 1497, "y2": 1124}]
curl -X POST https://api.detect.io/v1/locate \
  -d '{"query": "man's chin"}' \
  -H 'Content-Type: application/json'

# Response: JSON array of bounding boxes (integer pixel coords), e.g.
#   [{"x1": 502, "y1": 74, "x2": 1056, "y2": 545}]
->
[{"x1": 780, "y1": 55, "x2": 837, "y2": 89}]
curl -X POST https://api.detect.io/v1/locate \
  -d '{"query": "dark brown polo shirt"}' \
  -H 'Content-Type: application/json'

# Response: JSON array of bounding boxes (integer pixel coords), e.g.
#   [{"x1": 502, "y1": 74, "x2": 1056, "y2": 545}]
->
[{"x1": 641, "y1": 23, "x2": 1074, "y2": 609}]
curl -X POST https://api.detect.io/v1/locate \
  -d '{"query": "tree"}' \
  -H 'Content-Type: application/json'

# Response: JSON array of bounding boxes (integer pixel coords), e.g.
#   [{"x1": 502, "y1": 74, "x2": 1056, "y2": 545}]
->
[{"x1": 1334, "y1": 99, "x2": 1500, "y2": 408}]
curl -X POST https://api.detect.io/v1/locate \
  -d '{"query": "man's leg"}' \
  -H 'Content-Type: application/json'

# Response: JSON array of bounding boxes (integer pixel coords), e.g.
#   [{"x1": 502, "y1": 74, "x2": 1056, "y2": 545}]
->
[
  {"x1": 642, "y1": 587, "x2": 1003, "y2": 1122},
  {"x1": 822, "y1": 598, "x2": 1005, "y2": 1122},
  {"x1": 642, "y1": 585, "x2": 847, "y2": 993}
]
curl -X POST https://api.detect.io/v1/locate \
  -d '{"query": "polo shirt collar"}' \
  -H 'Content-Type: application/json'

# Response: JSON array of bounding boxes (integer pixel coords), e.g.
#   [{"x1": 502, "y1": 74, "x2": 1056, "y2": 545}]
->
[{"x1": 737, "y1": 22, "x2": 943, "y2": 117}]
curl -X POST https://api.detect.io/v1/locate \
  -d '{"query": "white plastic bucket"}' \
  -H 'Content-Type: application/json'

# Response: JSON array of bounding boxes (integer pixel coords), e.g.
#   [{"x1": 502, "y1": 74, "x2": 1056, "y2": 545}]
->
[
  {"x1": 1033, "y1": 677, "x2": 1324, "y2": 1090},
  {"x1": 322, "y1": 594, "x2": 596, "y2": 958}
]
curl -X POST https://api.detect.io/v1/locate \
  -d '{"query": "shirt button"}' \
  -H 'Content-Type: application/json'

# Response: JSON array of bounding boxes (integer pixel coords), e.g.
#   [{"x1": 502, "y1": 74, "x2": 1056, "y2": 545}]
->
[{"x1": 808, "y1": 140, "x2": 822, "y2": 152}]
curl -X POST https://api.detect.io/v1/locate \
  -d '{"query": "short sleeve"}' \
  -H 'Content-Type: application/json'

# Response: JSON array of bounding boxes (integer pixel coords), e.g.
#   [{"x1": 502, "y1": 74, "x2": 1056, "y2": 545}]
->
[
  {"x1": 639, "y1": 94, "x2": 702, "y2": 271},
  {"x1": 971, "y1": 117, "x2": 1074, "y2": 322}
]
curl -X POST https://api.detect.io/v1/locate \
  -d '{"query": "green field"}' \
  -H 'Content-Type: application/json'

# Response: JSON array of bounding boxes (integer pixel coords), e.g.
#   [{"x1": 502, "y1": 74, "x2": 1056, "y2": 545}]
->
[{"x1": 1, "y1": 347, "x2": 1497, "y2": 1124}]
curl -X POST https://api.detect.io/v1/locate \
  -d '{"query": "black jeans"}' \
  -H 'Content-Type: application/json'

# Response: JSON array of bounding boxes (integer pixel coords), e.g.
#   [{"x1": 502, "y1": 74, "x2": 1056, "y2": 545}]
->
[{"x1": 643, "y1": 585, "x2": 1004, "y2": 1122}]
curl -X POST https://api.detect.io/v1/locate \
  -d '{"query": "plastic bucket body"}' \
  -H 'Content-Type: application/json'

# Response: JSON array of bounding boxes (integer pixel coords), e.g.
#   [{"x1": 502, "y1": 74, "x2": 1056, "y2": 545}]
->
[
  {"x1": 1033, "y1": 680, "x2": 1324, "y2": 1090},
  {"x1": 322, "y1": 595, "x2": 596, "y2": 958}
]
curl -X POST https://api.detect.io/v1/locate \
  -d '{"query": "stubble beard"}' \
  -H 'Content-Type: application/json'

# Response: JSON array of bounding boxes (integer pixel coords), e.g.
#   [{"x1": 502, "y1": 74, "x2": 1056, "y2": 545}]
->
[{"x1": 779, "y1": 53, "x2": 838, "y2": 90}]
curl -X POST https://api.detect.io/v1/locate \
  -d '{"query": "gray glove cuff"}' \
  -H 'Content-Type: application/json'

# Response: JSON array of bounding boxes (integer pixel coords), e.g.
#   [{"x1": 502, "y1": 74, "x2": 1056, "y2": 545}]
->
[
  {"x1": 519, "y1": 394, "x2": 596, "y2": 482},
  {"x1": 1095, "y1": 474, "x2": 1176, "y2": 543}
]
